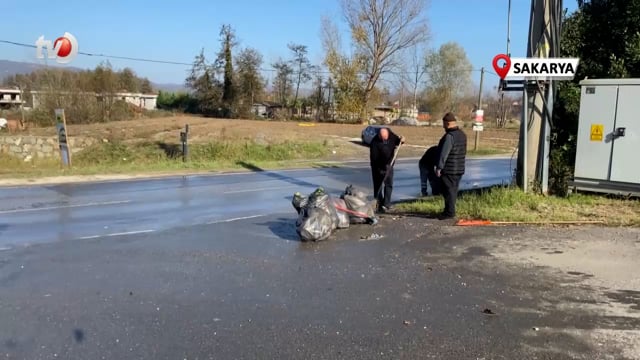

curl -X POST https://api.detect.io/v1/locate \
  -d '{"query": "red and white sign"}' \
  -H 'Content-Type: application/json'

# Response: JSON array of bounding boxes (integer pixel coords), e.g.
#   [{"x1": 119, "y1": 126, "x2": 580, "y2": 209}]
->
[
  {"x1": 473, "y1": 109, "x2": 484, "y2": 132},
  {"x1": 493, "y1": 54, "x2": 579, "y2": 81}
]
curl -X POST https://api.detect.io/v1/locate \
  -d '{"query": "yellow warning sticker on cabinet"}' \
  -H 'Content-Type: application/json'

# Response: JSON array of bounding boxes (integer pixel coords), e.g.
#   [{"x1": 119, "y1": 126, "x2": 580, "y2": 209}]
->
[{"x1": 590, "y1": 124, "x2": 604, "y2": 142}]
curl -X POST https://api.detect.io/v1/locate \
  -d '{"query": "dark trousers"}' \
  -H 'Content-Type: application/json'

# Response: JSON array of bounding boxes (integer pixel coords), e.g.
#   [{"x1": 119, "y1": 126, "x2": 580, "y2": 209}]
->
[
  {"x1": 419, "y1": 146, "x2": 441, "y2": 196},
  {"x1": 440, "y1": 173, "x2": 462, "y2": 217},
  {"x1": 372, "y1": 166, "x2": 393, "y2": 208},
  {"x1": 419, "y1": 157, "x2": 442, "y2": 196}
]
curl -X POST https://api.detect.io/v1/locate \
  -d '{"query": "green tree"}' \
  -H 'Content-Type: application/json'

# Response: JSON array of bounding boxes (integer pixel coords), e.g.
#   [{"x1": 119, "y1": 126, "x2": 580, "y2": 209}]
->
[
  {"x1": 321, "y1": 16, "x2": 367, "y2": 122},
  {"x1": 272, "y1": 59, "x2": 294, "y2": 106},
  {"x1": 235, "y1": 47, "x2": 265, "y2": 117},
  {"x1": 423, "y1": 42, "x2": 473, "y2": 116},
  {"x1": 287, "y1": 43, "x2": 315, "y2": 115},
  {"x1": 218, "y1": 24, "x2": 238, "y2": 117},
  {"x1": 185, "y1": 48, "x2": 221, "y2": 115}
]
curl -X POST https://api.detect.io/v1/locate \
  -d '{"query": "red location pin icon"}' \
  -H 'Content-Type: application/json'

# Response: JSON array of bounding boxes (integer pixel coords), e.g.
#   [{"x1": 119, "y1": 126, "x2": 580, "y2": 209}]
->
[{"x1": 492, "y1": 54, "x2": 511, "y2": 80}]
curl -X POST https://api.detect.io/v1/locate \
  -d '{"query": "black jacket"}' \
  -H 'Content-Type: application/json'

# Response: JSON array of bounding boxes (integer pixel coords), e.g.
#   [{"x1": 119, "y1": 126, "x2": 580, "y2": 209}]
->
[
  {"x1": 436, "y1": 127, "x2": 467, "y2": 175},
  {"x1": 420, "y1": 145, "x2": 439, "y2": 169},
  {"x1": 370, "y1": 129, "x2": 401, "y2": 170}
]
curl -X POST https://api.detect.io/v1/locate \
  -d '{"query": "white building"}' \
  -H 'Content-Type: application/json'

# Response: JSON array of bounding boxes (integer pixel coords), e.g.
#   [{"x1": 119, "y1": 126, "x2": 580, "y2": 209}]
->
[
  {"x1": 30, "y1": 91, "x2": 158, "y2": 110},
  {"x1": 0, "y1": 88, "x2": 25, "y2": 108},
  {"x1": 112, "y1": 92, "x2": 158, "y2": 110}
]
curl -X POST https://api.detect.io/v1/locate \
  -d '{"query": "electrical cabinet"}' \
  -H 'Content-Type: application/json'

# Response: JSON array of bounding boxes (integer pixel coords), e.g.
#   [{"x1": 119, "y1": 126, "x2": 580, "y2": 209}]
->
[{"x1": 571, "y1": 79, "x2": 640, "y2": 196}]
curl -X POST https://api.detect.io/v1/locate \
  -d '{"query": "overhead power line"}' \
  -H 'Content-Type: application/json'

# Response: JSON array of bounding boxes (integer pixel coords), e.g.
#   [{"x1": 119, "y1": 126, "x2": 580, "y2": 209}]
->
[{"x1": 1, "y1": 38, "x2": 499, "y2": 77}]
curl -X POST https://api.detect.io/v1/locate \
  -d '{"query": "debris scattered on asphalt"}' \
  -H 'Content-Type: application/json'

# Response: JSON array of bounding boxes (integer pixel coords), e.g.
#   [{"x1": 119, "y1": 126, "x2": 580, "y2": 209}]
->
[
  {"x1": 359, "y1": 233, "x2": 384, "y2": 241},
  {"x1": 532, "y1": 327, "x2": 540, "y2": 331},
  {"x1": 403, "y1": 320, "x2": 411, "y2": 326},
  {"x1": 482, "y1": 308, "x2": 497, "y2": 315},
  {"x1": 427, "y1": 267, "x2": 433, "y2": 271}
]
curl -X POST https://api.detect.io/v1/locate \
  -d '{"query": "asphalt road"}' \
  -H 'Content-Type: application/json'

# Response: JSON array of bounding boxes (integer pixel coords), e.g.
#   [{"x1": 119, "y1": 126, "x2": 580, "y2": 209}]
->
[
  {"x1": 0, "y1": 157, "x2": 514, "y2": 249},
  {"x1": 1, "y1": 157, "x2": 631, "y2": 359},
  {"x1": 4, "y1": 157, "x2": 576, "y2": 360}
]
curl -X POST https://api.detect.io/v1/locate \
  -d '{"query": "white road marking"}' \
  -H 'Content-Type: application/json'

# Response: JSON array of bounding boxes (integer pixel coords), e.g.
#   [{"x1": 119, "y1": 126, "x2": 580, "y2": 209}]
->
[
  {"x1": 0, "y1": 200, "x2": 132, "y2": 215},
  {"x1": 206, "y1": 214, "x2": 267, "y2": 224},
  {"x1": 77, "y1": 229, "x2": 154, "y2": 240},
  {"x1": 223, "y1": 185, "x2": 299, "y2": 194}
]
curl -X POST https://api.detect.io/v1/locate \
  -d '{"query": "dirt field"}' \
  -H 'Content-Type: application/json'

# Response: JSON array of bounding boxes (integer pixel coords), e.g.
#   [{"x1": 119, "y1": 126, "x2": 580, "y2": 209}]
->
[{"x1": 20, "y1": 115, "x2": 519, "y2": 159}]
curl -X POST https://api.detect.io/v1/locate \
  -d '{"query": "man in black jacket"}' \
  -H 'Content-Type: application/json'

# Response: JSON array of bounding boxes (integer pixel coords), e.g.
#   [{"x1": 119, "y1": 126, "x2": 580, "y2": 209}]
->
[
  {"x1": 435, "y1": 112, "x2": 467, "y2": 219},
  {"x1": 370, "y1": 127, "x2": 404, "y2": 213}
]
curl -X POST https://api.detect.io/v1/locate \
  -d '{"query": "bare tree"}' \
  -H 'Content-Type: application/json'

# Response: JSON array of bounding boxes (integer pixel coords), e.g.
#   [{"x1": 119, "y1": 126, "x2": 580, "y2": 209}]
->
[
  {"x1": 405, "y1": 45, "x2": 428, "y2": 110},
  {"x1": 339, "y1": 0, "x2": 430, "y2": 115}
]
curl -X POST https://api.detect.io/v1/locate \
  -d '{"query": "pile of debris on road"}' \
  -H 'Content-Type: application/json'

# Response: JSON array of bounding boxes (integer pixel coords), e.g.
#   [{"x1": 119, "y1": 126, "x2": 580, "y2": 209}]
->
[{"x1": 292, "y1": 185, "x2": 378, "y2": 242}]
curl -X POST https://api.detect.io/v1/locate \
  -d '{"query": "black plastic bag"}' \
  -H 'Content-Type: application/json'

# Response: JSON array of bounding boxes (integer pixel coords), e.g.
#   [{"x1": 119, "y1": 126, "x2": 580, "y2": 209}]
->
[{"x1": 292, "y1": 188, "x2": 339, "y2": 242}]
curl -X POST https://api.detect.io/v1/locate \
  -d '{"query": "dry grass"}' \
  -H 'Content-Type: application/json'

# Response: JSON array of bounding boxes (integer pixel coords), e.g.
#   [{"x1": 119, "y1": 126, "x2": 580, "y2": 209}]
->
[
  {"x1": 20, "y1": 115, "x2": 518, "y2": 156},
  {"x1": 2, "y1": 116, "x2": 519, "y2": 179}
]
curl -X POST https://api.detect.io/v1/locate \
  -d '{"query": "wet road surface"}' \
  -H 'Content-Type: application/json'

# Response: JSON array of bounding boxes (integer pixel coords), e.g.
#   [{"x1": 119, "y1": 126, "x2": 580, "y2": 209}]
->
[
  {"x1": 1, "y1": 214, "x2": 628, "y2": 359},
  {"x1": 0, "y1": 157, "x2": 632, "y2": 359},
  {"x1": 0, "y1": 157, "x2": 514, "y2": 249}
]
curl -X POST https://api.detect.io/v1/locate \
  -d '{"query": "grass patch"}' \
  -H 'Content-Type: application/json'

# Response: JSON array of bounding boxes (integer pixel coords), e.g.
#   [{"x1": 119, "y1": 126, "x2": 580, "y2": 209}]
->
[
  {"x1": 396, "y1": 186, "x2": 640, "y2": 226},
  {"x1": 1, "y1": 140, "x2": 330, "y2": 178}
]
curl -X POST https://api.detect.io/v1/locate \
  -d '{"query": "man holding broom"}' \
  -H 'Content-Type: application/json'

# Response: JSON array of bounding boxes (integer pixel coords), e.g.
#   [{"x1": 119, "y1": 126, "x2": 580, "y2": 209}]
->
[{"x1": 369, "y1": 127, "x2": 404, "y2": 213}]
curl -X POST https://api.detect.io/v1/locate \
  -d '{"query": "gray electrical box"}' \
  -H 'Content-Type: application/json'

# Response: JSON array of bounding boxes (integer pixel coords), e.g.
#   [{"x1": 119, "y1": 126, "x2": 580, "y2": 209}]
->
[{"x1": 570, "y1": 78, "x2": 640, "y2": 196}]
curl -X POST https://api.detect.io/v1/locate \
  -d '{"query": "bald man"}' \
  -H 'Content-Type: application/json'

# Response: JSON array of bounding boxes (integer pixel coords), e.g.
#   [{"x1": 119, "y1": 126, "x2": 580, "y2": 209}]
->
[{"x1": 369, "y1": 127, "x2": 404, "y2": 213}]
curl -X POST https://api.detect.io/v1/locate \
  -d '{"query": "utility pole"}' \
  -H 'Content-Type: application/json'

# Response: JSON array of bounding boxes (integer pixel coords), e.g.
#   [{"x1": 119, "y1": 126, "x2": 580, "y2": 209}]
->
[
  {"x1": 474, "y1": 67, "x2": 485, "y2": 151},
  {"x1": 517, "y1": 0, "x2": 558, "y2": 193},
  {"x1": 498, "y1": 0, "x2": 513, "y2": 129}
]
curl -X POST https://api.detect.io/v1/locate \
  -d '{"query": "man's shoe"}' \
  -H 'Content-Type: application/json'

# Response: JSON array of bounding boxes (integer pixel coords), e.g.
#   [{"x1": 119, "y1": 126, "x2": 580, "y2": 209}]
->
[
  {"x1": 437, "y1": 213, "x2": 455, "y2": 220},
  {"x1": 378, "y1": 205, "x2": 394, "y2": 214}
]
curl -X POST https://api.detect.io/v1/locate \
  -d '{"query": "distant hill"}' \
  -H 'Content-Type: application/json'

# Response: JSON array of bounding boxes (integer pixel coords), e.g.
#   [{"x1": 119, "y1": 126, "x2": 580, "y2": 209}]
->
[{"x1": 0, "y1": 59, "x2": 187, "y2": 93}]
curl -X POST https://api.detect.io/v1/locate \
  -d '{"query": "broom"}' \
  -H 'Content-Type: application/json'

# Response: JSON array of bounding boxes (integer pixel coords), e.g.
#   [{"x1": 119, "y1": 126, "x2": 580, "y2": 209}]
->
[{"x1": 375, "y1": 141, "x2": 403, "y2": 202}]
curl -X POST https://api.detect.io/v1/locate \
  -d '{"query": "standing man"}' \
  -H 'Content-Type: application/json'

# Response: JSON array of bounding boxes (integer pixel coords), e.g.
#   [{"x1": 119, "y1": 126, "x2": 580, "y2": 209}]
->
[
  {"x1": 435, "y1": 112, "x2": 467, "y2": 219},
  {"x1": 370, "y1": 127, "x2": 404, "y2": 213}
]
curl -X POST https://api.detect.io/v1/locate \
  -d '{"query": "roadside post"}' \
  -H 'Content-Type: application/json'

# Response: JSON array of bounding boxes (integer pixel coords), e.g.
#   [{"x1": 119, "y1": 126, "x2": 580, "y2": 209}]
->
[
  {"x1": 54, "y1": 108, "x2": 72, "y2": 167},
  {"x1": 473, "y1": 67, "x2": 485, "y2": 151},
  {"x1": 180, "y1": 124, "x2": 189, "y2": 162}
]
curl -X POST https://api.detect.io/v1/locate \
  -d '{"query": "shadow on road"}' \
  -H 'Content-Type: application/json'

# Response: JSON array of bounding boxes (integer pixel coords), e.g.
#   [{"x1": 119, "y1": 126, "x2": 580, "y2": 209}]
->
[
  {"x1": 236, "y1": 161, "x2": 318, "y2": 188},
  {"x1": 0, "y1": 223, "x2": 7, "y2": 236},
  {"x1": 256, "y1": 217, "x2": 301, "y2": 242},
  {"x1": 349, "y1": 140, "x2": 368, "y2": 148}
]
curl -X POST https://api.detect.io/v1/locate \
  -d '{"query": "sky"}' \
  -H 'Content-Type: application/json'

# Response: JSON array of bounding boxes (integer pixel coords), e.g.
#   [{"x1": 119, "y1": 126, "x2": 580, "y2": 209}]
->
[{"x1": 1, "y1": 0, "x2": 579, "y2": 93}]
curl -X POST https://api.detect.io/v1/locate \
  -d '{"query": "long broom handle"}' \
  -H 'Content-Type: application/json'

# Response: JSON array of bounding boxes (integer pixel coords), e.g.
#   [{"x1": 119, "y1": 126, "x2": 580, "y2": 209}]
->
[{"x1": 376, "y1": 142, "x2": 403, "y2": 199}]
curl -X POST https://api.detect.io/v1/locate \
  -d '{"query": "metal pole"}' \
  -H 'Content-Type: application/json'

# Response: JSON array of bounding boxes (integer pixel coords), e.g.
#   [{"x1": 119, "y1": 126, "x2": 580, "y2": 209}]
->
[
  {"x1": 522, "y1": 85, "x2": 528, "y2": 193},
  {"x1": 474, "y1": 67, "x2": 485, "y2": 151},
  {"x1": 498, "y1": 0, "x2": 512, "y2": 130},
  {"x1": 507, "y1": 0, "x2": 512, "y2": 57},
  {"x1": 541, "y1": 79, "x2": 552, "y2": 194}
]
